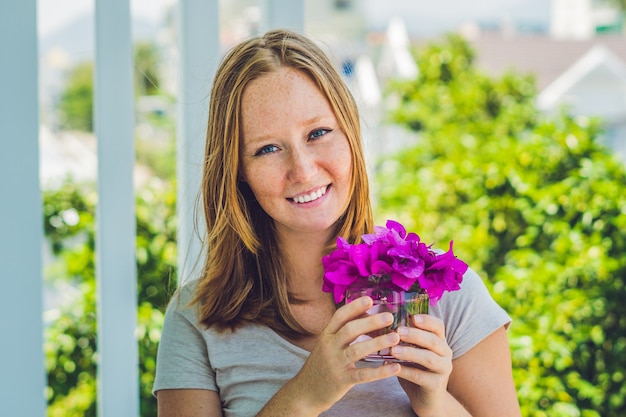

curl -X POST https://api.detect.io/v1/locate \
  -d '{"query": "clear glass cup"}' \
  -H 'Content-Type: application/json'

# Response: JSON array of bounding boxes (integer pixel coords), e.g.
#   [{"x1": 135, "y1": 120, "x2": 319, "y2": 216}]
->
[{"x1": 345, "y1": 284, "x2": 429, "y2": 362}]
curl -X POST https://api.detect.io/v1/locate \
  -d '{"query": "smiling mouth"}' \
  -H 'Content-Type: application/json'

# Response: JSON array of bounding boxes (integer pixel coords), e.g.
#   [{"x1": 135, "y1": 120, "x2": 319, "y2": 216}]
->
[{"x1": 290, "y1": 185, "x2": 329, "y2": 204}]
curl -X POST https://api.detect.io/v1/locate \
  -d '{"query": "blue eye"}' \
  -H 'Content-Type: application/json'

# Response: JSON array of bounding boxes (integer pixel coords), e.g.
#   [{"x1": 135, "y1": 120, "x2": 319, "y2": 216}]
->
[
  {"x1": 309, "y1": 128, "x2": 331, "y2": 140},
  {"x1": 255, "y1": 144, "x2": 279, "y2": 156}
]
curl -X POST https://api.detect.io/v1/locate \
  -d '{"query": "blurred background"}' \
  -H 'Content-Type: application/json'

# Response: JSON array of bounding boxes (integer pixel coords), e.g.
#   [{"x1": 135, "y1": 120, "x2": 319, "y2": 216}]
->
[
  {"x1": 38, "y1": 0, "x2": 626, "y2": 167},
  {"x1": 32, "y1": 0, "x2": 626, "y2": 416}
]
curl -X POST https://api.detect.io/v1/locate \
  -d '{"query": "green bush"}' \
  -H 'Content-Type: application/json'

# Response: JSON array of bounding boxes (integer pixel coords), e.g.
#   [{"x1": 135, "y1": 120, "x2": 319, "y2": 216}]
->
[
  {"x1": 47, "y1": 38, "x2": 176, "y2": 414},
  {"x1": 57, "y1": 41, "x2": 165, "y2": 132},
  {"x1": 377, "y1": 34, "x2": 626, "y2": 416},
  {"x1": 57, "y1": 62, "x2": 94, "y2": 132},
  {"x1": 43, "y1": 180, "x2": 178, "y2": 416}
]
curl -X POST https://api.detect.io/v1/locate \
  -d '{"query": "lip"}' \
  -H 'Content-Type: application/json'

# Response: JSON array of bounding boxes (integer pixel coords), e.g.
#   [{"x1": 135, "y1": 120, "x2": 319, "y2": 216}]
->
[{"x1": 288, "y1": 185, "x2": 330, "y2": 205}]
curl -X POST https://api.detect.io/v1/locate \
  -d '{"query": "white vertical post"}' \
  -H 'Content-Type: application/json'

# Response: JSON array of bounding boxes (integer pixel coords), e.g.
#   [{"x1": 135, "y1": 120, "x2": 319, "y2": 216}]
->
[
  {"x1": 176, "y1": 0, "x2": 220, "y2": 285},
  {"x1": 0, "y1": 2, "x2": 45, "y2": 416},
  {"x1": 260, "y1": 0, "x2": 305, "y2": 33},
  {"x1": 93, "y1": 1, "x2": 139, "y2": 416}
]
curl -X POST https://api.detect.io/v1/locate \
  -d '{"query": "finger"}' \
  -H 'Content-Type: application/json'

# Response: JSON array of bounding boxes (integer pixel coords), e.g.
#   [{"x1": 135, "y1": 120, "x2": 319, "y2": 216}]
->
[
  {"x1": 344, "y1": 330, "x2": 400, "y2": 362},
  {"x1": 396, "y1": 326, "x2": 451, "y2": 358},
  {"x1": 347, "y1": 362, "x2": 402, "y2": 385},
  {"x1": 324, "y1": 296, "x2": 373, "y2": 334},
  {"x1": 338, "y1": 309, "x2": 396, "y2": 346},
  {"x1": 411, "y1": 314, "x2": 446, "y2": 339},
  {"x1": 396, "y1": 361, "x2": 444, "y2": 388},
  {"x1": 391, "y1": 344, "x2": 452, "y2": 375}
]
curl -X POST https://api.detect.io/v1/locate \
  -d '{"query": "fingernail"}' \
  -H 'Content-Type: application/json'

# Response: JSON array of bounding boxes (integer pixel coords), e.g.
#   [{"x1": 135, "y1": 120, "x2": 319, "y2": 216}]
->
[
  {"x1": 386, "y1": 332, "x2": 399, "y2": 343},
  {"x1": 381, "y1": 312, "x2": 394, "y2": 324},
  {"x1": 392, "y1": 345, "x2": 405, "y2": 355},
  {"x1": 398, "y1": 326, "x2": 408, "y2": 336},
  {"x1": 389, "y1": 363, "x2": 401, "y2": 372},
  {"x1": 413, "y1": 315, "x2": 424, "y2": 323}
]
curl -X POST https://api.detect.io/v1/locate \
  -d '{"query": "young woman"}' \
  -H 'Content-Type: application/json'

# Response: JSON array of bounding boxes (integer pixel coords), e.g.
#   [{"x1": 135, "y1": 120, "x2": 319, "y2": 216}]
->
[{"x1": 153, "y1": 29, "x2": 521, "y2": 417}]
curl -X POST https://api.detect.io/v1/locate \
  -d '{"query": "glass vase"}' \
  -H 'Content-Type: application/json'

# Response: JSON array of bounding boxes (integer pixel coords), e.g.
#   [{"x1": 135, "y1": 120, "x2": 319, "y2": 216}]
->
[{"x1": 345, "y1": 284, "x2": 429, "y2": 362}]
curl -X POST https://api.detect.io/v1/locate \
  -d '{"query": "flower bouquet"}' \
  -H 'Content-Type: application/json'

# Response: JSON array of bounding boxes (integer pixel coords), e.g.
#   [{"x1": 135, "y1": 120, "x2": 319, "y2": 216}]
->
[{"x1": 322, "y1": 220, "x2": 468, "y2": 361}]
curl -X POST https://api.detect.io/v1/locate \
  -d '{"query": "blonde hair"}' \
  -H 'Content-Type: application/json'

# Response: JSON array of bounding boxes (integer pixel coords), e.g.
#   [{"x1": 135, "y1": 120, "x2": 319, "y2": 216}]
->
[{"x1": 193, "y1": 29, "x2": 373, "y2": 337}]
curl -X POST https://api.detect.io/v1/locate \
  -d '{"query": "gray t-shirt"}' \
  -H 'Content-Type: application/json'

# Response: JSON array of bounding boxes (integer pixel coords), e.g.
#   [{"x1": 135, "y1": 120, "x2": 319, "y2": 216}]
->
[{"x1": 153, "y1": 268, "x2": 511, "y2": 416}]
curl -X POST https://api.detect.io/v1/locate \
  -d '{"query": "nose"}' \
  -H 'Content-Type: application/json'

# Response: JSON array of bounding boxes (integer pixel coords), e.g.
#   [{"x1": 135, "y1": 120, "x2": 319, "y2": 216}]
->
[{"x1": 287, "y1": 147, "x2": 318, "y2": 183}]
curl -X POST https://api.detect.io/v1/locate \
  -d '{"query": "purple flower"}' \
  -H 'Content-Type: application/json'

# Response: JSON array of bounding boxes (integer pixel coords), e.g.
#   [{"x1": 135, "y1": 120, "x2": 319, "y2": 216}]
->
[
  {"x1": 322, "y1": 237, "x2": 359, "y2": 303},
  {"x1": 418, "y1": 241, "x2": 468, "y2": 305},
  {"x1": 322, "y1": 220, "x2": 468, "y2": 305}
]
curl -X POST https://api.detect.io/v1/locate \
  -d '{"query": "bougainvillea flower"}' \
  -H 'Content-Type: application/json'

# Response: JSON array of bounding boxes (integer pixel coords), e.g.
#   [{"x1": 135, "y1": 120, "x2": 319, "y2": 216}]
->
[
  {"x1": 322, "y1": 257, "x2": 360, "y2": 303},
  {"x1": 322, "y1": 237, "x2": 358, "y2": 302},
  {"x1": 322, "y1": 221, "x2": 468, "y2": 305},
  {"x1": 322, "y1": 261, "x2": 360, "y2": 303},
  {"x1": 350, "y1": 243, "x2": 374, "y2": 277},
  {"x1": 417, "y1": 241, "x2": 468, "y2": 305},
  {"x1": 390, "y1": 270, "x2": 417, "y2": 291},
  {"x1": 388, "y1": 242, "x2": 426, "y2": 279}
]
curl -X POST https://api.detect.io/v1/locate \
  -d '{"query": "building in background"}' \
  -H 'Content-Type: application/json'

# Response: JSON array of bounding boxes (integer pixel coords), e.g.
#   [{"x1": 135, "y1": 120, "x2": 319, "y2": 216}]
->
[
  {"x1": 465, "y1": 0, "x2": 626, "y2": 163},
  {"x1": 551, "y1": 0, "x2": 624, "y2": 39}
]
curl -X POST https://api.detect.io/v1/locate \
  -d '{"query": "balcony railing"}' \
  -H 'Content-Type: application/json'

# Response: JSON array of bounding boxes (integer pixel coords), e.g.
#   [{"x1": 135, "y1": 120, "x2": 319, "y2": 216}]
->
[{"x1": 0, "y1": 1, "x2": 303, "y2": 416}]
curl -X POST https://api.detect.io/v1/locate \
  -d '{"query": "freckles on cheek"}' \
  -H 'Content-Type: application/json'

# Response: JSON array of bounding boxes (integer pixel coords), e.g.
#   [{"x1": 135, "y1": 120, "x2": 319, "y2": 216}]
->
[{"x1": 247, "y1": 168, "x2": 277, "y2": 198}]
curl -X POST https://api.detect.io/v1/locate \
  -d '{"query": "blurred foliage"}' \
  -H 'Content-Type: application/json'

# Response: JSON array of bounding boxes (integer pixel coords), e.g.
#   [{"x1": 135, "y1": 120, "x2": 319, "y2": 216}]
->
[
  {"x1": 47, "y1": 37, "x2": 176, "y2": 416},
  {"x1": 57, "y1": 40, "x2": 164, "y2": 132},
  {"x1": 135, "y1": 129, "x2": 177, "y2": 182},
  {"x1": 134, "y1": 41, "x2": 162, "y2": 96},
  {"x1": 43, "y1": 179, "x2": 178, "y2": 417},
  {"x1": 58, "y1": 61, "x2": 94, "y2": 132},
  {"x1": 610, "y1": 0, "x2": 626, "y2": 12},
  {"x1": 378, "y1": 34, "x2": 626, "y2": 416}
]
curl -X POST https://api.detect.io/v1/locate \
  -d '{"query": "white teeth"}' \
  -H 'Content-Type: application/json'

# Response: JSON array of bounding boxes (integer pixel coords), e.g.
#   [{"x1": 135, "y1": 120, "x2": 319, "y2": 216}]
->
[{"x1": 292, "y1": 186, "x2": 328, "y2": 204}]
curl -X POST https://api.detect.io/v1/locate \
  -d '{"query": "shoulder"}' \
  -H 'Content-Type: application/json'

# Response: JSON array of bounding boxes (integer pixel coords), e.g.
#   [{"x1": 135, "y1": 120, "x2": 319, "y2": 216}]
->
[
  {"x1": 161, "y1": 279, "x2": 203, "y2": 330},
  {"x1": 440, "y1": 266, "x2": 498, "y2": 306},
  {"x1": 166, "y1": 279, "x2": 200, "y2": 310},
  {"x1": 455, "y1": 267, "x2": 490, "y2": 297},
  {"x1": 431, "y1": 267, "x2": 511, "y2": 358},
  {"x1": 176, "y1": 278, "x2": 201, "y2": 302}
]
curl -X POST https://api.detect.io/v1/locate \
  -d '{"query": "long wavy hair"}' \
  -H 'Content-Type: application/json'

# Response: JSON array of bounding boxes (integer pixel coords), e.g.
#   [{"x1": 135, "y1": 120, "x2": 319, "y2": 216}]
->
[{"x1": 192, "y1": 29, "x2": 373, "y2": 338}]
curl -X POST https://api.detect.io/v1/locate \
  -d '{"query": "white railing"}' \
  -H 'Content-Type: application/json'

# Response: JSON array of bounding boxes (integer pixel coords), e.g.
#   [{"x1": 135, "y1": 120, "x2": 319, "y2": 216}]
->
[
  {"x1": 94, "y1": 1, "x2": 139, "y2": 415},
  {"x1": 0, "y1": 1, "x2": 302, "y2": 416},
  {"x1": 0, "y1": 2, "x2": 45, "y2": 416}
]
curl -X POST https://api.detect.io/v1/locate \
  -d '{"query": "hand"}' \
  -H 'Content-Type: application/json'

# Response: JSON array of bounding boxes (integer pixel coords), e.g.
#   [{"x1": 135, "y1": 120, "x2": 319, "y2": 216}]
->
[
  {"x1": 391, "y1": 314, "x2": 454, "y2": 417},
  {"x1": 294, "y1": 296, "x2": 402, "y2": 413}
]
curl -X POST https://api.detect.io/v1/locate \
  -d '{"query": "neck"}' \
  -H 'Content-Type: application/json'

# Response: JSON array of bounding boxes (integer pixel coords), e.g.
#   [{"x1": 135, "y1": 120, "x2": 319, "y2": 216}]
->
[{"x1": 276, "y1": 229, "x2": 331, "y2": 302}]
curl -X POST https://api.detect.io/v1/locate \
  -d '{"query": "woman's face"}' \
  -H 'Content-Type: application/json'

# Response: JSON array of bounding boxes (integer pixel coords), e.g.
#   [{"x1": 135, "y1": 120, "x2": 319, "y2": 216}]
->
[{"x1": 239, "y1": 67, "x2": 353, "y2": 240}]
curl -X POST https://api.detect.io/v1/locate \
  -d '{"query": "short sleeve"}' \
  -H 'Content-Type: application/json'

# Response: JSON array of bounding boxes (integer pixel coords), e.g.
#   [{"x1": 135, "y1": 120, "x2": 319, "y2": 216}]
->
[
  {"x1": 152, "y1": 284, "x2": 218, "y2": 395},
  {"x1": 430, "y1": 267, "x2": 511, "y2": 359}
]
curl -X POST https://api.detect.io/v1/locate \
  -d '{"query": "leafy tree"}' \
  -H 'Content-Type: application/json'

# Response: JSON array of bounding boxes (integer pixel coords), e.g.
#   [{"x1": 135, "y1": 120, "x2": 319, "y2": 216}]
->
[
  {"x1": 57, "y1": 61, "x2": 94, "y2": 132},
  {"x1": 56, "y1": 41, "x2": 164, "y2": 132},
  {"x1": 134, "y1": 41, "x2": 162, "y2": 96},
  {"x1": 44, "y1": 180, "x2": 178, "y2": 417},
  {"x1": 47, "y1": 36, "x2": 176, "y2": 414},
  {"x1": 135, "y1": 120, "x2": 177, "y2": 182},
  {"x1": 608, "y1": 0, "x2": 626, "y2": 11},
  {"x1": 377, "y1": 34, "x2": 626, "y2": 416}
]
